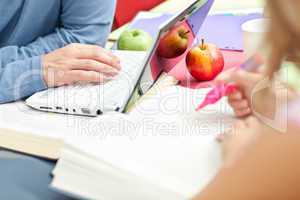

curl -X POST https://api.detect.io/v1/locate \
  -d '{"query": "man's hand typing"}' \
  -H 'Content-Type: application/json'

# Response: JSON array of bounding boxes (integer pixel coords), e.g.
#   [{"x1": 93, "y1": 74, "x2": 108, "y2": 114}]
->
[{"x1": 42, "y1": 43, "x2": 121, "y2": 87}]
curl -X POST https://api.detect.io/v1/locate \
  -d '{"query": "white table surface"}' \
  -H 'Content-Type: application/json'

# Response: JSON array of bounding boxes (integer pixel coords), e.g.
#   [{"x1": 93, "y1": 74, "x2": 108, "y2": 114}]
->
[{"x1": 0, "y1": 0, "x2": 263, "y2": 157}]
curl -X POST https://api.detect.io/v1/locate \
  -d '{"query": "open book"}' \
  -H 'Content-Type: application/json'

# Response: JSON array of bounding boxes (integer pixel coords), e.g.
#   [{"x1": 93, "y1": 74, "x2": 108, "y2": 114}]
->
[
  {"x1": 0, "y1": 80, "x2": 234, "y2": 160},
  {"x1": 0, "y1": 72, "x2": 177, "y2": 159},
  {"x1": 0, "y1": 81, "x2": 235, "y2": 199},
  {"x1": 50, "y1": 86, "x2": 235, "y2": 199}
]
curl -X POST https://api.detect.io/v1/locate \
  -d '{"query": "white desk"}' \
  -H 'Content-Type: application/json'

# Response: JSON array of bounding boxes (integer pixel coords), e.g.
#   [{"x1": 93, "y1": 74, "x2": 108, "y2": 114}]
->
[
  {"x1": 1, "y1": 0, "x2": 263, "y2": 158},
  {"x1": 0, "y1": 2, "x2": 263, "y2": 200}
]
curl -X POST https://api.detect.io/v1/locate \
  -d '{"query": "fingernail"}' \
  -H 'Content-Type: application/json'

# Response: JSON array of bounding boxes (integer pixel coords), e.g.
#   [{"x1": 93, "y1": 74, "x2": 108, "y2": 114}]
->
[
  {"x1": 115, "y1": 56, "x2": 121, "y2": 63},
  {"x1": 106, "y1": 68, "x2": 119, "y2": 76},
  {"x1": 115, "y1": 62, "x2": 122, "y2": 70},
  {"x1": 110, "y1": 69, "x2": 119, "y2": 75},
  {"x1": 104, "y1": 76, "x2": 115, "y2": 82},
  {"x1": 116, "y1": 59, "x2": 121, "y2": 66}
]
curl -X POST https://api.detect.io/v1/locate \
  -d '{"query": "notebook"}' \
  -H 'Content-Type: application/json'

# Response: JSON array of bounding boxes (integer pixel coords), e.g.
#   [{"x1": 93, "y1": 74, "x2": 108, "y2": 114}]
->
[{"x1": 51, "y1": 85, "x2": 235, "y2": 199}]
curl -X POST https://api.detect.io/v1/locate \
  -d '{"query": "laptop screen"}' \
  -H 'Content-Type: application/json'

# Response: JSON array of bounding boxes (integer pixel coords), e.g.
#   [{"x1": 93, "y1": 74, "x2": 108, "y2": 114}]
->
[{"x1": 124, "y1": 0, "x2": 214, "y2": 112}]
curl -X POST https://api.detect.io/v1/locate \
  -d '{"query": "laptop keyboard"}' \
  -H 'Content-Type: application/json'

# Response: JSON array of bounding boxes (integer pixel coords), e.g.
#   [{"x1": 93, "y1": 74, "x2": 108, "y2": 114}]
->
[{"x1": 36, "y1": 50, "x2": 147, "y2": 110}]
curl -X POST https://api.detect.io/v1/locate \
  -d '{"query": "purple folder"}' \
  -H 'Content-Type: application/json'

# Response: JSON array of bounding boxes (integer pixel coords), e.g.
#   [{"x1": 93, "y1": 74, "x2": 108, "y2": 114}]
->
[
  {"x1": 128, "y1": 13, "x2": 262, "y2": 51},
  {"x1": 199, "y1": 13, "x2": 262, "y2": 51}
]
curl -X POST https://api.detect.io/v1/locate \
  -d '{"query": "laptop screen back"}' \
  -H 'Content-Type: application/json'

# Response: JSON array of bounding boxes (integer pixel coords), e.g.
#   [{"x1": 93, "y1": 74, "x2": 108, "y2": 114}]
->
[{"x1": 124, "y1": 0, "x2": 214, "y2": 111}]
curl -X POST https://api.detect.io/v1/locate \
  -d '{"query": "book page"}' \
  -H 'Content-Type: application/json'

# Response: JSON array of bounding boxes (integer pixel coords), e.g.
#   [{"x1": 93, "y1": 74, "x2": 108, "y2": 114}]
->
[
  {"x1": 0, "y1": 102, "x2": 128, "y2": 140},
  {"x1": 64, "y1": 85, "x2": 235, "y2": 198}
]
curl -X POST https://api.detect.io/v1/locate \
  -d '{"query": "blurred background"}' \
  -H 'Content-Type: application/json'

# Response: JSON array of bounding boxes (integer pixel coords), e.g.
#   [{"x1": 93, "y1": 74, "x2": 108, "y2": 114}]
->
[{"x1": 113, "y1": 0, "x2": 264, "y2": 29}]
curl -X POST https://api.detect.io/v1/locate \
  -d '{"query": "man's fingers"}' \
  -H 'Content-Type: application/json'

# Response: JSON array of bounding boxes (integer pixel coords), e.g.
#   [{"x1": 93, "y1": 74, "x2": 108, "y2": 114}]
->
[
  {"x1": 66, "y1": 70, "x2": 112, "y2": 84},
  {"x1": 67, "y1": 59, "x2": 120, "y2": 76},
  {"x1": 69, "y1": 44, "x2": 121, "y2": 70}
]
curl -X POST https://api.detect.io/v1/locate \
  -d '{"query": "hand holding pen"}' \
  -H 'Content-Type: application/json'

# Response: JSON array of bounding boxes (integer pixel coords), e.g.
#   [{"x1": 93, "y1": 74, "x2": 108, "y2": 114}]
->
[{"x1": 196, "y1": 54, "x2": 264, "y2": 117}]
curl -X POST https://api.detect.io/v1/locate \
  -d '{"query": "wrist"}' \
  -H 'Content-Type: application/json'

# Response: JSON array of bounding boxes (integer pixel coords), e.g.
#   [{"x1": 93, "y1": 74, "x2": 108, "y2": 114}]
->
[
  {"x1": 41, "y1": 54, "x2": 56, "y2": 88},
  {"x1": 30, "y1": 56, "x2": 48, "y2": 91}
]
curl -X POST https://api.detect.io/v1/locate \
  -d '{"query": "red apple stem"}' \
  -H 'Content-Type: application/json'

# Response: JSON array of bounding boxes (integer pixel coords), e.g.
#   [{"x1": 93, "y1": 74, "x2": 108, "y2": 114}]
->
[
  {"x1": 201, "y1": 38, "x2": 205, "y2": 50},
  {"x1": 180, "y1": 30, "x2": 190, "y2": 38},
  {"x1": 184, "y1": 30, "x2": 190, "y2": 35}
]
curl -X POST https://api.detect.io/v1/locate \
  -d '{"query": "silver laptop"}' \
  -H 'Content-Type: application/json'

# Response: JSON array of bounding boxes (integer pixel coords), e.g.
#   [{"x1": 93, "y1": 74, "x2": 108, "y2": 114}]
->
[{"x1": 26, "y1": 0, "x2": 214, "y2": 116}]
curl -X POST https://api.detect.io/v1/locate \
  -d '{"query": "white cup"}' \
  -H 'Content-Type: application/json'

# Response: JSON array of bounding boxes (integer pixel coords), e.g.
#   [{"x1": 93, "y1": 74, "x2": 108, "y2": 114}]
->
[{"x1": 242, "y1": 18, "x2": 270, "y2": 58}]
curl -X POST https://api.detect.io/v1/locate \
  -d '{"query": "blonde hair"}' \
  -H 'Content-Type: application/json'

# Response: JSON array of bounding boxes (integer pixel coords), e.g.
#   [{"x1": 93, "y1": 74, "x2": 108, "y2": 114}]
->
[{"x1": 266, "y1": 0, "x2": 300, "y2": 76}]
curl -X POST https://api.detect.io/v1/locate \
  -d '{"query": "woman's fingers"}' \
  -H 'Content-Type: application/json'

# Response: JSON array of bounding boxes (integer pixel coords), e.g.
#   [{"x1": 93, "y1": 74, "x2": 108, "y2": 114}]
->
[
  {"x1": 228, "y1": 91, "x2": 252, "y2": 117},
  {"x1": 228, "y1": 91, "x2": 243, "y2": 101},
  {"x1": 234, "y1": 107, "x2": 252, "y2": 117},
  {"x1": 229, "y1": 99, "x2": 249, "y2": 110},
  {"x1": 214, "y1": 68, "x2": 237, "y2": 84}
]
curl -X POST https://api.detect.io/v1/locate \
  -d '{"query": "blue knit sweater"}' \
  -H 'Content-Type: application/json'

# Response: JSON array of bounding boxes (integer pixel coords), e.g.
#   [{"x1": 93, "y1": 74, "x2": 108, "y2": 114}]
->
[{"x1": 0, "y1": 0, "x2": 116, "y2": 103}]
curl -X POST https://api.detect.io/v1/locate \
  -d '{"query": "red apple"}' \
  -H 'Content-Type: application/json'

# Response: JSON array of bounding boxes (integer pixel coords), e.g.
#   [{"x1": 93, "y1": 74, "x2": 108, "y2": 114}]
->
[
  {"x1": 157, "y1": 25, "x2": 190, "y2": 59},
  {"x1": 186, "y1": 39, "x2": 224, "y2": 81}
]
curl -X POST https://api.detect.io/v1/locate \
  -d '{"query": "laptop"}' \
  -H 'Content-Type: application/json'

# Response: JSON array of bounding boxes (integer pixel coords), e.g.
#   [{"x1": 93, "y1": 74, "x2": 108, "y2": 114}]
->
[{"x1": 26, "y1": 0, "x2": 214, "y2": 116}]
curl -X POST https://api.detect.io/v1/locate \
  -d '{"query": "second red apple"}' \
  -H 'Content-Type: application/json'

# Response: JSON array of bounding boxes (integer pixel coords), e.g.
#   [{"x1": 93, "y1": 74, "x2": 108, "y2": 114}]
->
[
  {"x1": 186, "y1": 39, "x2": 224, "y2": 81},
  {"x1": 157, "y1": 25, "x2": 190, "y2": 59}
]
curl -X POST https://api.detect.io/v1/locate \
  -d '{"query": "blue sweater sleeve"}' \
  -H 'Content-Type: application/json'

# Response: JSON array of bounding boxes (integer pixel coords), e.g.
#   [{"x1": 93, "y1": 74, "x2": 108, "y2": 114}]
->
[
  {"x1": 0, "y1": 56, "x2": 46, "y2": 104},
  {"x1": 0, "y1": 0, "x2": 116, "y2": 103}
]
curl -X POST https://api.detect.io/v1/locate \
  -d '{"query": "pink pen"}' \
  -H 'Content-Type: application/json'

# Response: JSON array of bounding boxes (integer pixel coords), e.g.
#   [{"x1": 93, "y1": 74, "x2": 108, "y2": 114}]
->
[{"x1": 196, "y1": 54, "x2": 264, "y2": 111}]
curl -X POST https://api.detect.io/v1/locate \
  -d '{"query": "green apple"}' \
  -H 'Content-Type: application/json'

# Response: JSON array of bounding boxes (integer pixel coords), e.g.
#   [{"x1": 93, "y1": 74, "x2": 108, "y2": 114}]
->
[{"x1": 117, "y1": 29, "x2": 153, "y2": 51}]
